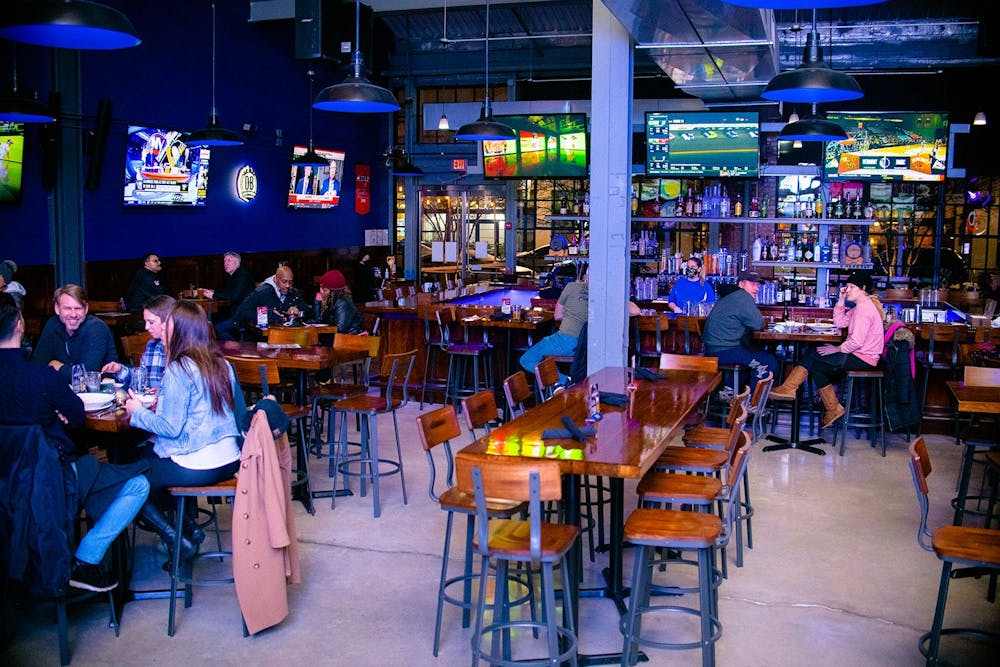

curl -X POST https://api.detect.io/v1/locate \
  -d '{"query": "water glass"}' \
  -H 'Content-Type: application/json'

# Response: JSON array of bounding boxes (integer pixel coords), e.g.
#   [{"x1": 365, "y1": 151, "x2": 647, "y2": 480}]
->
[
  {"x1": 71, "y1": 364, "x2": 86, "y2": 393},
  {"x1": 131, "y1": 367, "x2": 148, "y2": 394},
  {"x1": 84, "y1": 371, "x2": 101, "y2": 393}
]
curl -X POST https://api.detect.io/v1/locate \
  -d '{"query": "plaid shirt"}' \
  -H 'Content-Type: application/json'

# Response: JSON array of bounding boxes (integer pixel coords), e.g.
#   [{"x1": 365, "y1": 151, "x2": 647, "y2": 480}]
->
[{"x1": 115, "y1": 338, "x2": 166, "y2": 389}]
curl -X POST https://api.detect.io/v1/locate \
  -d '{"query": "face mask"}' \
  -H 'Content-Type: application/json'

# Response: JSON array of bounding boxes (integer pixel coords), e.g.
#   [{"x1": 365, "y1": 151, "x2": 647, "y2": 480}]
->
[{"x1": 684, "y1": 267, "x2": 699, "y2": 278}]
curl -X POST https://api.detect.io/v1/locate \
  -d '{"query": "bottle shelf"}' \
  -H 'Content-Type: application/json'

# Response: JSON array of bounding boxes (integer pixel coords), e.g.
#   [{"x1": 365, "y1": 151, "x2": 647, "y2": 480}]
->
[
  {"x1": 545, "y1": 215, "x2": 590, "y2": 221},
  {"x1": 632, "y1": 216, "x2": 875, "y2": 226},
  {"x1": 753, "y1": 261, "x2": 875, "y2": 269}
]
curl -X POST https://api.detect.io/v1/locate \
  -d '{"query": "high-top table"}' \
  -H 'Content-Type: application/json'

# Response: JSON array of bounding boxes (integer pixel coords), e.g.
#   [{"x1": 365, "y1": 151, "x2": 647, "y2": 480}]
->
[
  {"x1": 946, "y1": 380, "x2": 1000, "y2": 525},
  {"x1": 456, "y1": 365, "x2": 720, "y2": 665}
]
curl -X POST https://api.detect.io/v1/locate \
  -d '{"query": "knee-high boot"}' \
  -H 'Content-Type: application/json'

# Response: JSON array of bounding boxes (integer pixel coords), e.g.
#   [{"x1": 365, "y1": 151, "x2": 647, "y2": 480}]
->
[
  {"x1": 138, "y1": 503, "x2": 199, "y2": 561},
  {"x1": 182, "y1": 502, "x2": 206, "y2": 546},
  {"x1": 770, "y1": 366, "x2": 809, "y2": 400},
  {"x1": 818, "y1": 384, "x2": 845, "y2": 429}
]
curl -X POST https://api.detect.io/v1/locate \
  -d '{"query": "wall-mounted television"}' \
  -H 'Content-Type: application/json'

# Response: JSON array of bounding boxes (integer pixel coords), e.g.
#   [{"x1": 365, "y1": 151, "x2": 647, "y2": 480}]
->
[
  {"x1": 287, "y1": 146, "x2": 345, "y2": 209},
  {"x1": 482, "y1": 113, "x2": 588, "y2": 179},
  {"x1": 0, "y1": 122, "x2": 24, "y2": 204},
  {"x1": 645, "y1": 111, "x2": 760, "y2": 178},
  {"x1": 823, "y1": 111, "x2": 949, "y2": 182},
  {"x1": 123, "y1": 126, "x2": 210, "y2": 206}
]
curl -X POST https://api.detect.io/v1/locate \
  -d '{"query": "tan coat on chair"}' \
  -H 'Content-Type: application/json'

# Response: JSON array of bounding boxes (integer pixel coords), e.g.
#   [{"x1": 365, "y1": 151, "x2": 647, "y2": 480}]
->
[{"x1": 233, "y1": 411, "x2": 302, "y2": 635}]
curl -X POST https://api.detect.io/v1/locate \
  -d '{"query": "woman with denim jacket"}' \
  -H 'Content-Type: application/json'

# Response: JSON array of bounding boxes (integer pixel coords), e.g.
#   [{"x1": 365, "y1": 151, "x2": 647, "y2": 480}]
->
[{"x1": 125, "y1": 300, "x2": 247, "y2": 562}]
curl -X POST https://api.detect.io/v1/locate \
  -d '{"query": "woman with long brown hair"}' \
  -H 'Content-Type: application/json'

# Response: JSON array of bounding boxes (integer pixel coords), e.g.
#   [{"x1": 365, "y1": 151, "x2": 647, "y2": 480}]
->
[{"x1": 125, "y1": 300, "x2": 246, "y2": 561}]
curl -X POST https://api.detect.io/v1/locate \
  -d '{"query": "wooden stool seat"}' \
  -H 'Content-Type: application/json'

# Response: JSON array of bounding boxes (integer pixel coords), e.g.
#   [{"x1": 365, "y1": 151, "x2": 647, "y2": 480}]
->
[{"x1": 636, "y1": 472, "x2": 723, "y2": 504}]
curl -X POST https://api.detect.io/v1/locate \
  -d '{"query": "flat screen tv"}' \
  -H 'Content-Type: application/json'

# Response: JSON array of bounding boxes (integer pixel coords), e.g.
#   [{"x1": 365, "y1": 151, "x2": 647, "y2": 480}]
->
[
  {"x1": 823, "y1": 111, "x2": 949, "y2": 182},
  {"x1": 287, "y1": 145, "x2": 345, "y2": 209},
  {"x1": 645, "y1": 111, "x2": 760, "y2": 178},
  {"x1": 123, "y1": 126, "x2": 210, "y2": 206},
  {"x1": 0, "y1": 122, "x2": 25, "y2": 204},
  {"x1": 482, "y1": 113, "x2": 588, "y2": 179}
]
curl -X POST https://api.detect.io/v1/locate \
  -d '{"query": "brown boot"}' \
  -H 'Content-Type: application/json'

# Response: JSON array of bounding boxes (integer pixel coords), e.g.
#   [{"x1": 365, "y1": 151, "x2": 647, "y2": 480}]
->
[
  {"x1": 818, "y1": 384, "x2": 845, "y2": 429},
  {"x1": 769, "y1": 366, "x2": 809, "y2": 400}
]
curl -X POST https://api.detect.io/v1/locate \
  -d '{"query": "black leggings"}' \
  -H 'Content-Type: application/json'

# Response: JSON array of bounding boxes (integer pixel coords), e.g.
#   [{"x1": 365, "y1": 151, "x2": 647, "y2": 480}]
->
[
  {"x1": 800, "y1": 350, "x2": 877, "y2": 388},
  {"x1": 140, "y1": 445, "x2": 239, "y2": 510}
]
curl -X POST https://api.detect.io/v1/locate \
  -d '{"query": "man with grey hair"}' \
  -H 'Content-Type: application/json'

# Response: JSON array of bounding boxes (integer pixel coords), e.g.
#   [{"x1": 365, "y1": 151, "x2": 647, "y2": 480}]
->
[{"x1": 206, "y1": 252, "x2": 257, "y2": 341}]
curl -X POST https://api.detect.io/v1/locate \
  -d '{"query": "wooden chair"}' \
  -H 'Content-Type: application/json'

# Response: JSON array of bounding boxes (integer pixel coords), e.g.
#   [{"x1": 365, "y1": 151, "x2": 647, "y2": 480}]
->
[
  {"x1": 436, "y1": 307, "x2": 494, "y2": 410},
  {"x1": 683, "y1": 390, "x2": 750, "y2": 448},
  {"x1": 653, "y1": 406, "x2": 747, "y2": 480},
  {"x1": 916, "y1": 323, "x2": 963, "y2": 414},
  {"x1": 266, "y1": 326, "x2": 320, "y2": 347},
  {"x1": 907, "y1": 437, "x2": 1000, "y2": 665},
  {"x1": 329, "y1": 350, "x2": 417, "y2": 517},
  {"x1": 457, "y1": 457, "x2": 579, "y2": 666},
  {"x1": 659, "y1": 352, "x2": 719, "y2": 373},
  {"x1": 502, "y1": 370, "x2": 532, "y2": 421},
  {"x1": 674, "y1": 315, "x2": 703, "y2": 355},
  {"x1": 461, "y1": 389, "x2": 502, "y2": 440},
  {"x1": 631, "y1": 313, "x2": 671, "y2": 368},
  {"x1": 415, "y1": 405, "x2": 528, "y2": 657},
  {"x1": 120, "y1": 331, "x2": 152, "y2": 366},
  {"x1": 534, "y1": 356, "x2": 562, "y2": 401}
]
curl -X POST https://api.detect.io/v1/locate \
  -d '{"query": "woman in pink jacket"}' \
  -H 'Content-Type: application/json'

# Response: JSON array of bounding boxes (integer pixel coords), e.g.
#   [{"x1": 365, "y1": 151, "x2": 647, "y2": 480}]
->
[{"x1": 770, "y1": 271, "x2": 885, "y2": 428}]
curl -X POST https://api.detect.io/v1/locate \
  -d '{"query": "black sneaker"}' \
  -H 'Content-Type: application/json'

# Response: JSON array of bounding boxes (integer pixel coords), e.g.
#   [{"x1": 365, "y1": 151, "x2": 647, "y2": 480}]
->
[{"x1": 69, "y1": 559, "x2": 117, "y2": 592}]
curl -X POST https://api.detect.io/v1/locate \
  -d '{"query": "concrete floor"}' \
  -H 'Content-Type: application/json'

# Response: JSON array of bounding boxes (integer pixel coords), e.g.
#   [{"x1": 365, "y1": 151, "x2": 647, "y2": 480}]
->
[{"x1": 2, "y1": 402, "x2": 998, "y2": 666}]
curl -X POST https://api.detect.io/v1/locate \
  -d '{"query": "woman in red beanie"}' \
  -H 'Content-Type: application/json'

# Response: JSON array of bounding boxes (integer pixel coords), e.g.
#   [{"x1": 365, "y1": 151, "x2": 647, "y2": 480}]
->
[{"x1": 317, "y1": 269, "x2": 365, "y2": 335}]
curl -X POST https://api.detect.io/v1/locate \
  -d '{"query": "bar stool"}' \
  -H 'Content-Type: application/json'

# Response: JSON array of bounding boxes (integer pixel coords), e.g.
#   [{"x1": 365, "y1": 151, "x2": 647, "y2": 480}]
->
[
  {"x1": 916, "y1": 323, "x2": 962, "y2": 416},
  {"x1": 502, "y1": 370, "x2": 532, "y2": 421},
  {"x1": 837, "y1": 369, "x2": 886, "y2": 457},
  {"x1": 436, "y1": 307, "x2": 495, "y2": 411},
  {"x1": 631, "y1": 313, "x2": 671, "y2": 368},
  {"x1": 419, "y1": 306, "x2": 446, "y2": 408}
]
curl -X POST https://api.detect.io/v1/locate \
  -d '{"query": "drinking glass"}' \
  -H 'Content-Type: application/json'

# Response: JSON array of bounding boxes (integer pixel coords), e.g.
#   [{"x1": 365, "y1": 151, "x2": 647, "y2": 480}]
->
[
  {"x1": 131, "y1": 367, "x2": 148, "y2": 394},
  {"x1": 84, "y1": 371, "x2": 101, "y2": 393},
  {"x1": 71, "y1": 364, "x2": 86, "y2": 393}
]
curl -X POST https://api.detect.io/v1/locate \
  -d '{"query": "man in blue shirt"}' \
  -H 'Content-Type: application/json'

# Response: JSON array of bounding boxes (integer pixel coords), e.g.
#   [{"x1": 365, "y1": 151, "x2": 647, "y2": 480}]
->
[{"x1": 31, "y1": 285, "x2": 118, "y2": 384}]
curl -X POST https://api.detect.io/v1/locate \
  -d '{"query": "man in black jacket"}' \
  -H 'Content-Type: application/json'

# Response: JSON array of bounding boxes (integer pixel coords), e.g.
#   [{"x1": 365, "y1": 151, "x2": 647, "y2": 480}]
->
[
  {"x1": 203, "y1": 251, "x2": 256, "y2": 340},
  {"x1": 123, "y1": 253, "x2": 165, "y2": 313},
  {"x1": 230, "y1": 265, "x2": 309, "y2": 339}
]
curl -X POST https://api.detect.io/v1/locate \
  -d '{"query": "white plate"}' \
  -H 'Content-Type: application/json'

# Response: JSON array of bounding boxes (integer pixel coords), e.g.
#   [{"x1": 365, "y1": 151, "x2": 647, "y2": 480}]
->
[
  {"x1": 807, "y1": 323, "x2": 838, "y2": 332},
  {"x1": 78, "y1": 392, "x2": 115, "y2": 412}
]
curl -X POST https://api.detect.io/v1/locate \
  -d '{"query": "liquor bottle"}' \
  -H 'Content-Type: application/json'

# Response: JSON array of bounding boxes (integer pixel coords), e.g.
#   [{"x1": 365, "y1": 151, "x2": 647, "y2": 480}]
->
[
  {"x1": 795, "y1": 238, "x2": 804, "y2": 261},
  {"x1": 630, "y1": 233, "x2": 638, "y2": 254},
  {"x1": 637, "y1": 231, "x2": 647, "y2": 257},
  {"x1": 815, "y1": 196, "x2": 824, "y2": 219},
  {"x1": 834, "y1": 195, "x2": 844, "y2": 219},
  {"x1": 748, "y1": 196, "x2": 759, "y2": 218},
  {"x1": 582, "y1": 193, "x2": 590, "y2": 216},
  {"x1": 831, "y1": 235, "x2": 840, "y2": 263},
  {"x1": 853, "y1": 198, "x2": 863, "y2": 219},
  {"x1": 760, "y1": 195, "x2": 770, "y2": 218},
  {"x1": 803, "y1": 237, "x2": 814, "y2": 262},
  {"x1": 675, "y1": 196, "x2": 684, "y2": 217},
  {"x1": 720, "y1": 189, "x2": 731, "y2": 218},
  {"x1": 813, "y1": 236, "x2": 821, "y2": 263},
  {"x1": 751, "y1": 235, "x2": 762, "y2": 262},
  {"x1": 769, "y1": 235, "x2": 779, "y2": 263},
  {"x1": 863, "y1": 200, "x2": 874, "y2": 220},
  {"x1": 734, "y1": 192, "x2": 743, "y2": 217},
  {"x1": 786, "y1": 237, "x2": 797, "y2": 263},
  {"x1": 694, "y1": 194, "x2": 703, "y2": 217},
  {"x1": 820, "y1": 237, "x2": 832, "y2": 263},
  {"x1": 559, "y1": 194, "x2": 568, "y2": 215},
  {"x1": 684, "y1": 188, "x2": 694, "y2": 216},
  {"x1": 575, "y1": 198, "x2": 584, "y2": 215}
]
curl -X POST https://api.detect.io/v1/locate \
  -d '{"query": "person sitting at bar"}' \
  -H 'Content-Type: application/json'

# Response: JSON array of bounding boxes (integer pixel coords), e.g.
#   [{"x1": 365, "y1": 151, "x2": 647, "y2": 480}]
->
[
  {"x1": 770, "y1": 270, "x2": 885, "y2": 428},
  {"x1": 0, "y1": 293, "x2": 150, "y2": 592},
  {"x1": 316, "y1": 270, "x2": 365, "y2": 335},
  {"x1": 701, "y1": 270, "x2": 776, "y2": 388},
  {"x1": 520, "y1": 268, "x2": 590, "y2": 386},
  {"x1": 667, "y1": 255, "x2": 716, "y2": 314},
  {"x1": 230, "y1": 265, "x2": 309, "y2": 339},
  {"x1": 201, "y1": 252, "x2": 256, "y2": 340},
  {"x1": 124, "y1": 301, "x2": 247, "y2": 565},
  {"x1": 124, "y1": 253, "x2": 165, "y2": 313},
  {"x1": 31, "y1": 285, "x2": 118, "y2": 384},
  {"x1": 101, "y1": 294, "x2": 175, "y2": 391}
]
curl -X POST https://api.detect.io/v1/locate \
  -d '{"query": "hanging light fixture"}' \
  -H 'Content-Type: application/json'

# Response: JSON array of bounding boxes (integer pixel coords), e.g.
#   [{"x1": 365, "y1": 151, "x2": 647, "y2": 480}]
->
[
  {"x1": 455, "y1": 3, "x2": 515, "y2": 142},
  {"x1": 438, "y1": 113, "x2": 450, "y2": 130},
  {"x1": 0, "y1": 0, "x2": 140, "y2": 50},
  {"x1": 293, "y1": 70, "x2": 326, "y2": 167},
  {"x1": 779, "y1": 104, "x2": 848, "y2": 142},
  {"x1": 187, "y1": 2, "x2": 241, "y2": 148},
  {"x1": 973, "y1": 111, "x2": 987, "y2": 126},
  {"x1": 722, "y1": 1, "x2": 887, "y2": 8},
  {"x1": 392, "y1": 151, "x2": 424, "y2": 177},
  {"x1": 762, "y1": 9, "x2": 862, "y2": 104},
  {"x1": 313, "y1": 0, "x2": 399, "y2": 113},
  {"x1": 0, "y1": 46, "x2": 56, "y2": 123}
]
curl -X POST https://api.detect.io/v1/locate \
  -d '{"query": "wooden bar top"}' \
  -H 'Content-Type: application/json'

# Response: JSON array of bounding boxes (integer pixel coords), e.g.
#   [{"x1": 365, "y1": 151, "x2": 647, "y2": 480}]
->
[{"x1": 947, "y1": 381, "x2": 1000, "y2": 415}]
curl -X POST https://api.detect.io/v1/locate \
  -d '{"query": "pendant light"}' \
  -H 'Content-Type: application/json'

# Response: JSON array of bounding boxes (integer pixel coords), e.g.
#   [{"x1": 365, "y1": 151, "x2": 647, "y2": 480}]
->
[
  {"x1": 438, "y1": 114, "x2": 450, "y2": 130},
  {"x1": 293, "y1": 70, "x2": 327, "y2": 167},
  {"x1": 762, "y1": 9, "x2": 862, "y2": 104},
  {"x1": 779, "y1": 104, "x2": 848, "y2": 143},
  {"x1": 973, "y1": 111, "x2": 987, "y2": 126},
  {"x1": 0, "y1": 0, "x2": 140, "y2": 50},
  {"x1": 392, "y1": 151, "x2": 424, "y2": 177},
  {"x1": 313, "y1": 0, "x2": 399, "y2": 113},
  {"x1": 722, "y1": 1, "x2": 887, "y2": 8},
  {"x1": 187, "y1": 2, "x2": 241, "y2": 148},
  {"x1": 0, "y1": 46, "x2": 56, "y2": 123},
  {"x1": 455, "y1": 3, "x2": 515, "y2": 142}
]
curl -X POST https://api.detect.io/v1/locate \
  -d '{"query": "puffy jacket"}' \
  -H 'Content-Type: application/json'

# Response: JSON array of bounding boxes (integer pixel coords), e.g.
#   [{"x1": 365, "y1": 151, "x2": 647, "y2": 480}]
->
[{"x1": 883, "y1": 323, "x2": 921, "y2": 432}]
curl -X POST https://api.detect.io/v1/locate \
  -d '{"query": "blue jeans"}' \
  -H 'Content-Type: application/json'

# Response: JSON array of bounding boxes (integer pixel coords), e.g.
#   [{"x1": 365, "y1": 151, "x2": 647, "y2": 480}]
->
[
  {"x1": 519, "y1": 332, "x2": 579, "y2": 384},
  {"x1": 705, "y1": 345, "x2": 779, "y2": 391},
  {"x1": 73, "y1": 471, "x2": 150, "y2": 565}
]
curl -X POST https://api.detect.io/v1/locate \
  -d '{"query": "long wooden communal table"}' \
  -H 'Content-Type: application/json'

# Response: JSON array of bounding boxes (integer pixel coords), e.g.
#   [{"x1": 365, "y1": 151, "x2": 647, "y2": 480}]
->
[
  {"x1": 946, "y1": 380, "x2": 1000, "y2": 525},
  {"x1": 456, "y1": 365, "x2": 721, "y2": 665}
]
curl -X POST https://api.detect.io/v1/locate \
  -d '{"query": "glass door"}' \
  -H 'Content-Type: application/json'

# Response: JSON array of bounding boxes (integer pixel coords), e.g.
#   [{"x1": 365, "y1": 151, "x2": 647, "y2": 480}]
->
[{"x1": 419, "y1": 185, "x2": 507, "y2": 285}]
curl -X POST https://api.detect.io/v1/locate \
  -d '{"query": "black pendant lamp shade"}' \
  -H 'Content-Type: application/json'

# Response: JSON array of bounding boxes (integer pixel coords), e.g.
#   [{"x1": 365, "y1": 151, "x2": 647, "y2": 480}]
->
[
  {"x1": 454, "y1": 3, "x2": 515, "y2": 142},
  {"x1": 779, "y1": 116, "x2": 848, "y2": 143},
  {"x1": 0, "y1": 1, "x2": 140, "y2": 50},
  {"x1": 313, "y1": 0, "x2": 399, "y2": 113},
  {"x1": 186, "y1": 3, "x2": 241, "y2": 148},
  {"x1": 392, "y1": 153, "x2": 424, "y2": 177},
  {"x1": 0, "y1": 91, "x2": 56, "y2": 123},
  {"x1": 762, "y1": 11, "x2": 862, "y2": 104}
]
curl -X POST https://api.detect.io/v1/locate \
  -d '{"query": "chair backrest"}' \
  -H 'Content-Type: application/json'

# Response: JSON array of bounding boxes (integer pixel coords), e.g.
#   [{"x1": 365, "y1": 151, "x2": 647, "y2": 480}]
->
[
  {"x1": 725, "y1": 386, "x2": 751, "y2": 427},
  {"x1": 415, "y1": 404, "x2": 462, "y2": 502},
  {"x1": 964, "y1": 365, "x2": 1000, "y2": 386},
  {"x1": 659, "y1": 352, "x2": 719, "y2": 372},
  {"x1": 226, "y1": 355, "x2": 281, "y2": 396},
  {"x1": 379, "y1": 349, "x2": 418, "y2": 405},
  {"x1": 747, "y1": 371, "x2": 774, "y2": 440},
  {"x1": 120, "y1": 332, "x2": 152, "y2": 366},
  {"x1": 907, "y1": 437, "x2": 936, "y2": 552},
  {"x1": 633, "y1": 314, "x2": 671, "y2": 362},
  {"x1": 462, "y1": 389, "x2": 501, "y2": 439},
  {"x1": 719, "y1": 432, "x2": 753, "y2": 545},
  {"x1": 435, "y1": 307, "x2": 459, "y2": 346},
  {"x1": 267, "y1": 327, "x2": 320, "y2": 347},
  {"x1": 332, "y1": 333, "x2": 381, "y2": 384},
  {"x1": 919, "y1": 324, "x2": 962, "y2": 366},
  {"x1": 534, "y1": 356, "x2": 562, "y2": 400},
  {"x1": 88, "y1": 299, "x2": 122, "y2": 313},
  {"x1": 675, "y1": 315, "x2": 703, "y2": 354},
  {"x1": 504, "y1": 371, "x2": 532, "y2": 420},
  {"x1": 724, "y1": 404, "x2": 749, "y2": 452},
  {"x1": 457, "y1": 457, "x2": 565, "y2": 561}
]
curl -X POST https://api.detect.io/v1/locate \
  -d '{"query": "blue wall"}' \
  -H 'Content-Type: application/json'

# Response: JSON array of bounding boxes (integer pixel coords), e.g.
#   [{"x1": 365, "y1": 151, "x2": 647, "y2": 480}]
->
[{"x1": 0, "y1": 0, "x2": 390, "y2": 265}]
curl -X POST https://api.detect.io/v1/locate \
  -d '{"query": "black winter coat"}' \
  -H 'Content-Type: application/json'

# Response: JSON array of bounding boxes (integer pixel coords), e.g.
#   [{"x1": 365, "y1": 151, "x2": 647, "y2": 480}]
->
[{"x1": 883, "y1": 328, "x2": 921, "y2": 432}]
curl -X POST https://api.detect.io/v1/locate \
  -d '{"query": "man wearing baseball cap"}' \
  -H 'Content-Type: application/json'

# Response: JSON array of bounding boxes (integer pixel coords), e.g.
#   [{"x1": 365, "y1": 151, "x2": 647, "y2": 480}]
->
[
  {"x1": 770, "y1": 270, "x2": 884, "y2": 429},
  {"x1": 702, "y1": 270, "x2": 777, "y2": 390}
]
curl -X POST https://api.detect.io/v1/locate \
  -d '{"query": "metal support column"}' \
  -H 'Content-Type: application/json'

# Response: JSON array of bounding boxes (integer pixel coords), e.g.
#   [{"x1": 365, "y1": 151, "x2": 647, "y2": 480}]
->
[{"x1": 50, "y1": 49, "x2": 85, "y2": 287}]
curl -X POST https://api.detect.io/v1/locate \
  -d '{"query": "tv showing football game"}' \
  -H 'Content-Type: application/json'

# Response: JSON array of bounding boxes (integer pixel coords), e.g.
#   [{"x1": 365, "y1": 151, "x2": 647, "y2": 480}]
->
[
  {"x1": 823, "y1": 112, "x2": 949, "y2": 182},
  {"x1": 645, "y1": 111, "x2": 760, "y2": 178},
  {"x1": 0, "y1": 122, "x2": 25, "y2": 204},
  {"x1": 287, "y1": 146, "x2": 345, "y2": 209},
  {"x1": 482, "y1": 113, "x2": 588, "y2": 178},
  {"x1": 123, "y1": 127, "x2": 210, "y2": 206}
]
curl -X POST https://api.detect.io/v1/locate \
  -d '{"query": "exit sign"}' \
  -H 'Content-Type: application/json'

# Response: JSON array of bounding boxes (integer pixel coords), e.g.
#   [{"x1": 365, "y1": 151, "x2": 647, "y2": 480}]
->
[{"x1": 452, "y1": 159, "x2": 467, "y2": 171}]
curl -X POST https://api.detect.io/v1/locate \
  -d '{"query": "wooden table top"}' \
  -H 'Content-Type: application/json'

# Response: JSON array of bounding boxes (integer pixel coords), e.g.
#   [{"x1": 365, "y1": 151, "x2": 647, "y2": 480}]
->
[
  {"x1": 456, "y1": 366, "x2": 722, "y2": 480},
  {"x1": 753, "y1": 326, "x2": 844, "y2": 343},
  {"x1": 84, "y1": 406, "x2": 135, "y2": 433},
  {"x1": 946, "y1": 381, "x2": 1000, "y2": 414},
  {"x1": 218, "y1": 340, "x2": 366, "y2": 371}
]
